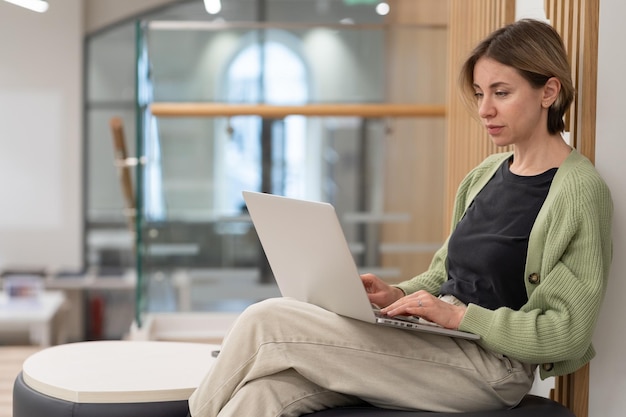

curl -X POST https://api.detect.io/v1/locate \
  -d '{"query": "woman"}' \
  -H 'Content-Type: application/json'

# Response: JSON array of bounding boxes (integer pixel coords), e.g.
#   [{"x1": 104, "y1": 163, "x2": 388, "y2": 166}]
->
[{"x1": 188, "y1": 19, "x2": 613, "y2": 417}]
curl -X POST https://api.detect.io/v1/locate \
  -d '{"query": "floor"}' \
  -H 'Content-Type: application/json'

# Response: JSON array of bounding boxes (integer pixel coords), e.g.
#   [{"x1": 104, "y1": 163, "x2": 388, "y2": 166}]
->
[{"x1": 0, "y1": 346, "x2": 41, "y2": 417}]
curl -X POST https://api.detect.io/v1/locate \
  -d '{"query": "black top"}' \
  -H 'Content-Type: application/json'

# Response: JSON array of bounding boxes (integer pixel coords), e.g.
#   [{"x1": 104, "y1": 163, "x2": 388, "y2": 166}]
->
[{"x1": 439, "y1": 158, "x2": 557, "y2": 310}]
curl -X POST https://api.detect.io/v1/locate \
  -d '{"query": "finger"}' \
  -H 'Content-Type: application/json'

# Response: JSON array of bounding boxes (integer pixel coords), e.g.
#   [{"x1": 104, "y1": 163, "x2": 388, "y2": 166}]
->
[
  {"x1": 380, "y1": 299, "x2": 411, "y2": 315},
  {"x1": 382, "y1": 296, "x2": 425, "y2": 315}
]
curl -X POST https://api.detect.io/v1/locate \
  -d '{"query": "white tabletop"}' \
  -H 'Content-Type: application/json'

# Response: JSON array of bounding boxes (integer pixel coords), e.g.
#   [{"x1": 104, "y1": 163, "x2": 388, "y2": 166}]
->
[{"x1": 22, "y1": 340, "x2": 219, "y2": 403}]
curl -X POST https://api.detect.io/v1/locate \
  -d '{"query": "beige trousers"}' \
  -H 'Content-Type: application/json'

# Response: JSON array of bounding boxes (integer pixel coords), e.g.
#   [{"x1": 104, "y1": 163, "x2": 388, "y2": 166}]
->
[{"x1": 188, "y1": 298, "x2": 535, "y2": 417}]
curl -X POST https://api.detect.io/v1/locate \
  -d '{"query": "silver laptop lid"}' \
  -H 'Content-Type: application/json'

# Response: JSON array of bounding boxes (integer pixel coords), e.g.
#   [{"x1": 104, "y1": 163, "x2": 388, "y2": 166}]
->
[{"x1": 242, "y1": 191, "x2": 376, "y2": 323}]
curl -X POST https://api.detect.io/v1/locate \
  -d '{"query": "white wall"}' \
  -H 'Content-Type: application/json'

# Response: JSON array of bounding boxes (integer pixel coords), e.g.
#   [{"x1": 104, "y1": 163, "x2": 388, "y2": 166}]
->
[
  {"x1": 590, "y1": 1, "x2": 626, "y2": 416},
  {"x1": 514, "y1": 0, "x2": 548, "y2": 22},
  {"x1": 0, "y1": 0, "x2": 83, "y2": 271}
]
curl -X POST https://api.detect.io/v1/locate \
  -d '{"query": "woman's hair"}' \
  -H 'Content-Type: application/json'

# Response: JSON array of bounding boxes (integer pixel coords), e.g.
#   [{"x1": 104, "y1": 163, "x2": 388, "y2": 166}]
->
[{"x1": 459, "y1": 19, "x2": 575, "y2": 134}]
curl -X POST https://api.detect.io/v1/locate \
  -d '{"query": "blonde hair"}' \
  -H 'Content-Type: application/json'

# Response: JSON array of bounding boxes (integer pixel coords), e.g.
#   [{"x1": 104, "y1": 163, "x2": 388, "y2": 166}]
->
[{"x1": 459, "y1": 19, "x2": 575, "y2": 134}]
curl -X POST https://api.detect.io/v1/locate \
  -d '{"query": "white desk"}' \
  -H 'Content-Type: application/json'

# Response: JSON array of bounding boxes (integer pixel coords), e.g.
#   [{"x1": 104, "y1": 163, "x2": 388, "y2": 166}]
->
[
  {"x1": 22, "y1": 340, "x2": 219, "y2": 403},
  {"x1": 0, "y1": 291, "x2": 65, "y2": 346}
]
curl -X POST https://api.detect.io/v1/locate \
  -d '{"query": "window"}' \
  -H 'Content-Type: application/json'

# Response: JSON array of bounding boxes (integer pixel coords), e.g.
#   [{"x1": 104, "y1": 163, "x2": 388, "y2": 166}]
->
[{"x1": 217, "y1": 34, "x2": 309, "y2": 214}]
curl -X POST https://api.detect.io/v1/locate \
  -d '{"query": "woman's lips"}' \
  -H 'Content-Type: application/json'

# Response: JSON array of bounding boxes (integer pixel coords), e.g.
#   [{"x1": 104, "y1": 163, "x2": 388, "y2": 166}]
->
[{"x1": 486, "y1": 125, "x2": 503, "y2": 135}]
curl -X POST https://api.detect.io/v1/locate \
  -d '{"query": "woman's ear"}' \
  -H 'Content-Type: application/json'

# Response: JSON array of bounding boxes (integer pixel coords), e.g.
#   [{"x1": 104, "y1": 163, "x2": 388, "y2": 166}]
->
[{"x1": 542, "y1": 77, "x2": 562, "y2": 108}]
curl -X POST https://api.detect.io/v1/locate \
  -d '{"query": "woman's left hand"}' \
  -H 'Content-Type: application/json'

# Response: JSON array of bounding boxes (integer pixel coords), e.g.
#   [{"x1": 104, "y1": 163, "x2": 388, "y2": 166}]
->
[{"x1": 380, "y1": 290, "x2": 467, "y2": 330}]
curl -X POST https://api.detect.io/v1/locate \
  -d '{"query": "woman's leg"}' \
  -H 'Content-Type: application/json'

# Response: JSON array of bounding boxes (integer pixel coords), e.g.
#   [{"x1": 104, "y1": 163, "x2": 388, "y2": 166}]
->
[
  {"x1": 188, "y1": 298, "x2": 533, "y2": 417},
  {"x1": 217, "y1": 368, "x2": 366, "y2": 417}
]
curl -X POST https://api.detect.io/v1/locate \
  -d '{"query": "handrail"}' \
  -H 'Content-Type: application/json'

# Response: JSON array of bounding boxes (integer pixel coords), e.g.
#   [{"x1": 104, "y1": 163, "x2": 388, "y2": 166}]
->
[{"x1": 149, "y1": 103, "x2": 446, "y2": 118}]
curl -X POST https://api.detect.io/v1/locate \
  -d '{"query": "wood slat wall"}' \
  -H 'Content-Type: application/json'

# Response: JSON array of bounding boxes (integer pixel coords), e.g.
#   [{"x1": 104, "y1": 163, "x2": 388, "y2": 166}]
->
[
  {"x1": 545, "y1": 3, "x2": 599, "y2": 415},
  {"x1": 546, "y1": 0, "x2": 599, "y2": 163}
]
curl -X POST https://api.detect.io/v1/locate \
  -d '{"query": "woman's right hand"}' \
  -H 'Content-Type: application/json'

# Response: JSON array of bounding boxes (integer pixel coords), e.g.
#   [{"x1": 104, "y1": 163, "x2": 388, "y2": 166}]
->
[{"x1": 360, "y1": 273, "x2": 405, "y2": 308}]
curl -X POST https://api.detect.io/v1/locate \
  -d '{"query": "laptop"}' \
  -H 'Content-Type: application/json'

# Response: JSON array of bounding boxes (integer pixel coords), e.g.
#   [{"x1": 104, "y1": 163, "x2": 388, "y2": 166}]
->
[{"x1": 242, "y1": 191, "x2": 479, "y2": 341}]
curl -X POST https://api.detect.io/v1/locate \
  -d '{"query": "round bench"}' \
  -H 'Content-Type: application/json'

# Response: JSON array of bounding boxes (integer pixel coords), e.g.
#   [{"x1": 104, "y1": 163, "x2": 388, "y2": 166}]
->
[{"x1": 13, "y1": 340, "x2": 219, "y2": 417}]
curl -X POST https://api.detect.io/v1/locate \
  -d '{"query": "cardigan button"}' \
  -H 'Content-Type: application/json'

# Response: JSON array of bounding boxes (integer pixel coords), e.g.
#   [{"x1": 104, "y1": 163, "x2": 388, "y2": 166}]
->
[
  {"x1": 542, "y1": 363, "x2": 554, "y2": 372},
  {"x1": 528, "y1": 273, "x2": 540, "y2": 284}
]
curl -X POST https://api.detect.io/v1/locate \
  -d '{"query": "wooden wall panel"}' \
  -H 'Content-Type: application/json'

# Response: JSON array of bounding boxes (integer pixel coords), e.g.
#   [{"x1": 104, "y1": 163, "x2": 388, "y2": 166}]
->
[
  {"x1": 546, "y1": 0, "x2": 599, "y2": 163},
  {"x1": 546, "y1": 2, "x2": 599, "y2": 416},
  {"x1": 387, "y1": 0, "x2": 448, "y2": 26}
]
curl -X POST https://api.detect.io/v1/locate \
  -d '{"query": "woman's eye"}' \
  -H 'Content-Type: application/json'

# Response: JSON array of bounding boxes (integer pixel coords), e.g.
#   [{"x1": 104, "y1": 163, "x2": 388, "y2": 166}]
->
[
  {"x1": 474, "y1": 92, "x2": 484, "y2": 99},
  {"x1": 495, "y1": 91, "x2": 509, "y2": 97}
]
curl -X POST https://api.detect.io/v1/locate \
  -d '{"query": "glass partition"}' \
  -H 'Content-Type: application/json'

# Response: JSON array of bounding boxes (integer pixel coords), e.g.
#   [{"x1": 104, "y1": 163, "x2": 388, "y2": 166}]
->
[
  {"x1": 145, "y1": 23, "x2": 385, "y2": 104},
  {"x1": 133, "y1": 19, "x2": 447, "y2": 327}
]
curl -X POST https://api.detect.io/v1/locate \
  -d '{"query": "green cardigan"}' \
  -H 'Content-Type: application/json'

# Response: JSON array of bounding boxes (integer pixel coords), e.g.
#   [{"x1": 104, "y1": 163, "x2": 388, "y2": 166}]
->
[{"x1": 396, "y1": 149, "x2": 613, "y2": 379}]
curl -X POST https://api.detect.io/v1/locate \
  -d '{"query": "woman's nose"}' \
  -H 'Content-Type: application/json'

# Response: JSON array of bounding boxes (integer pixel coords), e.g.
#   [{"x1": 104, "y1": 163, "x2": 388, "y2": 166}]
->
[{"x1": 478, "y1": 97, "x2": 495, "y2": 119}]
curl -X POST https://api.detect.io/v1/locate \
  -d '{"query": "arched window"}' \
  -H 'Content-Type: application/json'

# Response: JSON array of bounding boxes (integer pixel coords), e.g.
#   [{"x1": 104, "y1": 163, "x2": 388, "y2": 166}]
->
[{"x1": 216, "y1": 34, "x2": 309, "y2": 214}]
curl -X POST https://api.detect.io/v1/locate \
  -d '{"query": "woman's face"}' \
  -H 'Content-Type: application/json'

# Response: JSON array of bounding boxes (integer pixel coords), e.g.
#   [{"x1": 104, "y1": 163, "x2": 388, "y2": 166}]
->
[{"x1": 472, "y1": 57, "x2": 549, "y2": 147}]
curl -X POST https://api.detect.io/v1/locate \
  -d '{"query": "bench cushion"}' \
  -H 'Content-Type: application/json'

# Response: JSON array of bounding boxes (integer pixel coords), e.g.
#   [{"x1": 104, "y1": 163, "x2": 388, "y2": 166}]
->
[{"x1": 303, "y1": 394, "x2": 575, "y2": 416}]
